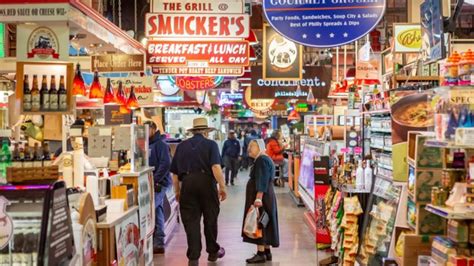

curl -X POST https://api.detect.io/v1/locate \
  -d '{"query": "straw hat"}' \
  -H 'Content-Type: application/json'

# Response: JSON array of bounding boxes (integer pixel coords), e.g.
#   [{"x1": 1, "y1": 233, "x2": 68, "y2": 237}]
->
[{"x1": 187, "y1": 117, "x2": 215, "y2": 132}]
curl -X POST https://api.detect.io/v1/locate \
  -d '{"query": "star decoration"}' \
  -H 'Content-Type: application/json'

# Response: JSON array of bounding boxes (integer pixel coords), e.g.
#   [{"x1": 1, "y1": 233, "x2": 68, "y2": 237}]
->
[
  {"x1": 329, "y1": 33, "x2": 335, "y2": 38},
  {"x1": 316, "y1": 33, "x2": 321, "y2": 38},
  {"x1": 343, "y1": 32, "x2": 348, "y2": 38},
  {"x1": 302, "y1": 34, "x2": 307, "y2": 39}
]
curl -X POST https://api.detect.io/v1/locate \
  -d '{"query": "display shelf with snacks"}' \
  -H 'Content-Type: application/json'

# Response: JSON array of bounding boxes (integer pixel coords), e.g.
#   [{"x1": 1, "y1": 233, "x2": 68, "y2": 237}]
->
[{"x1": 425, "y1": 204, "x2": 474, "y2": 220}]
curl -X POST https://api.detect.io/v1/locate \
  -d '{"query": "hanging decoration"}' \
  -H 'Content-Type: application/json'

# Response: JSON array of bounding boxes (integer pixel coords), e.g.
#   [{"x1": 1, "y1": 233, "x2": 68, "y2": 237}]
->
[
  {"x1": 72, "y1": 63, "x2": 86, "y2": 96},
  {"x1": 89, "y1": 70, "x2": 104, "y2": 99},
  {"x1": 103, "y1": 78, "x2": 115, "y2": 104}
]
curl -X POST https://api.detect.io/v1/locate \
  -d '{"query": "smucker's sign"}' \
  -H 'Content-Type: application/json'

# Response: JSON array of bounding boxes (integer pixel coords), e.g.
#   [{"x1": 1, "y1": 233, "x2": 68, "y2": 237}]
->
[{"x1": 151, "y1": 0, "x2": 244, "y2": 14}]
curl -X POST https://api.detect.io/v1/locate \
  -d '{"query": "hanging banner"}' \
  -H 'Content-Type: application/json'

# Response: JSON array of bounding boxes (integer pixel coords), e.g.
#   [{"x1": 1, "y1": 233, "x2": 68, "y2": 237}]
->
[
  {"x1": 91, "y1": 54, "x2": 144, "y2": 72},
  {"x1": 99, "y1": 77, "x2": 154, "y2": 105},
  {"x1": 145, "y1": 13, "x2": 249, "y2": 38},
  {"x1": 263, "y1": 24, "x2": 302, "y2": 80},
  {"x1": 393, "y1": 23, "x2": 422, "y2": 53},
  {"x1": 151, "y1": 0, "x2": 244, "y2": 14},
  {"x1": 250, "y1": 66, "x2": 332, "y2": 99},
  {"x1": 420, "y1": 0, "x2": 446, "y2": 62},
  {"x1": 147, "y1": 40, "x2": 249, "y2": 76},
  {"x1": 355, "y1": 58, "x2": 380, "y2": 80},
  {"x1": 262, "y1": 0, "x2": 386, "y2": 48},
  {"x1": 17, "y1": 22, "x2": 69, "y2": 61},
  {"x1": 0, "y1": 3, "x2": 69, "y2": 22}
]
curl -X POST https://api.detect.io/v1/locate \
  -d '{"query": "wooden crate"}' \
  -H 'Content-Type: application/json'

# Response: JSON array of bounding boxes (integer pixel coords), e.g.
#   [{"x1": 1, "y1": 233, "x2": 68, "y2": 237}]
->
[
  {"x1": 407, "y1": 196, "x2": 446, "y2": 235},
  {"x1": 7, "y1": 165, "x2": 59, "y2": 183}
]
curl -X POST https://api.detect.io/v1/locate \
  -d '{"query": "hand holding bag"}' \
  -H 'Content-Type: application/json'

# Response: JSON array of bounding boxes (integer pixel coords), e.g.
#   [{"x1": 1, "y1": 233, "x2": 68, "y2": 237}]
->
[{"x1": 243, "y1": 205, "x2": 262, "y2": 239}]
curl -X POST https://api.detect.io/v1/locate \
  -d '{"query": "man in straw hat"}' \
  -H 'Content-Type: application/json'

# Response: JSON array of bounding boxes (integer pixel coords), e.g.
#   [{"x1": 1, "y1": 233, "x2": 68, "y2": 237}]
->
[{"x1": 170, "y1": 117, "x2": 227, "y2": 265}]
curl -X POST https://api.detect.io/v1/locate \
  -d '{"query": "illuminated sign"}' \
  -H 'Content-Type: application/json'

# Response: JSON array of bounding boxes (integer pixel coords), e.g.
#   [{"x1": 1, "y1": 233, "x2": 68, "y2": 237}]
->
[
  {"x1": 0, "y1": 23, "x2": 4, "y2": 58},
  {"x1": 151, "y1": 0, "x2": 244, "y2": 14},
  {"x1": 171, "y1": 76, "x2": 224, "y2": 91}
]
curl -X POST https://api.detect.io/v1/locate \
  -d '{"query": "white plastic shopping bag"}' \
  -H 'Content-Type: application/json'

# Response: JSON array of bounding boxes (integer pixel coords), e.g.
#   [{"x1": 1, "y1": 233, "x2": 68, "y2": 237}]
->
[{"x1": 243, "y1": 205, "x2": 261, "y2": 239}]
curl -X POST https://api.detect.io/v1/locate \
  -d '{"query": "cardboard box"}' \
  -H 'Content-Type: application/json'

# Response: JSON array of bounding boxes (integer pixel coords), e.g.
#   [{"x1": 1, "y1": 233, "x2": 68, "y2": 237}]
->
[
  {"x1": 408, "y1": 197, "x2": 446, "y2": 235},
  {"x1": 394, "y1": 231, "x2": 434, "y2": 266},
  {"x1": 407, "y1": 132, "x2": 444, "y2": 169},
  {"x1": 408, "y1": 167, "x2": 443, "y2": 203}
]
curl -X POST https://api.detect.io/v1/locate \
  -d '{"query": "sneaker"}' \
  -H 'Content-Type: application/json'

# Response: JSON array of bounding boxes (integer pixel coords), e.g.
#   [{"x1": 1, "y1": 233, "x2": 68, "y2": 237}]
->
[
  {"x1": 246, "y1": 253, "x2": 266, "y2": 264},
  {"x1": 153, "y1": 247, "x2": 165, "y2": 254},
  {"x1": 208, "y1": 247, "x2": 225, "y2": 262}
]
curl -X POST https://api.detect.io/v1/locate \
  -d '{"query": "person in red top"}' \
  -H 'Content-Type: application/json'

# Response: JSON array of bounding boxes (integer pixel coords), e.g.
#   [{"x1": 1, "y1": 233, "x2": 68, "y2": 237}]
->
[{"x1": 265, "y1": 130, "x2": 288, "y2": 180}]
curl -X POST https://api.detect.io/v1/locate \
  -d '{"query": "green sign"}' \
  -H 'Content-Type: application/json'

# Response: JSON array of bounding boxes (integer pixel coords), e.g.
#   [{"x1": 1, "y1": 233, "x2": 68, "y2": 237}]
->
[{"x1": 0, "y1": 24, "x2": 5, "y2": 58}]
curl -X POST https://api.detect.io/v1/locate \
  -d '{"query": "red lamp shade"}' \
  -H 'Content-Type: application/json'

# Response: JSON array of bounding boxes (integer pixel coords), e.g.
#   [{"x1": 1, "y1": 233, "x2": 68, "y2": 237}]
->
[
  {"x1": 126, "y1": 85, "x2": 139, "y2": 109},
  {"x1": 246, "y1": 30, "x2": 258, "y2": 45},
  {"x1": 103, "y1": 78, "x2": 115, "y2": 104},
  {"x1": 89, "y1": 70, "x2": 104, "y2": 99},
  {"x1": 72, "y1": 63, "x2": 86, "y2": 96},
  {"x1": 116, "y1": 81, "x2": 130, "y2": 113}
]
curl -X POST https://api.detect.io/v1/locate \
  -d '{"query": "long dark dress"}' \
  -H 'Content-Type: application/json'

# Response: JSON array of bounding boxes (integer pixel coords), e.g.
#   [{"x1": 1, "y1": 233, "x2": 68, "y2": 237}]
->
[{"x1": 242, "y1": 155, "x2": 280, "y2": 247}]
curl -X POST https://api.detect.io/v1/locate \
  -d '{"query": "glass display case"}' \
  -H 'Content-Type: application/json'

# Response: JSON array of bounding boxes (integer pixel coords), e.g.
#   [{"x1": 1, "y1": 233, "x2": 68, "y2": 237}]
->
[{"x1": 0, "y1": 181, "x2": 74, "y2": 265}]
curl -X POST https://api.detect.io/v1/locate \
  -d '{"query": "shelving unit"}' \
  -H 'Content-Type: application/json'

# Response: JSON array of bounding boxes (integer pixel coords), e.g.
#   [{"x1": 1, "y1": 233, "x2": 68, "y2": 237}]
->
[{"x1": 425, "y1": 204, "x2": 474, "y2": 220}]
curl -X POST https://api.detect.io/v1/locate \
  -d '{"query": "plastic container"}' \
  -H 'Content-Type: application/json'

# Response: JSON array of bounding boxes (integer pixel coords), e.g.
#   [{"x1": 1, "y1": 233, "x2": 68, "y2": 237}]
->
[
  {"x1": 444, "y1": 51, "x2": 461, "y2": 86},
  {"x1": 458, "y1": 49, "x2": 474, "y2": 86}
]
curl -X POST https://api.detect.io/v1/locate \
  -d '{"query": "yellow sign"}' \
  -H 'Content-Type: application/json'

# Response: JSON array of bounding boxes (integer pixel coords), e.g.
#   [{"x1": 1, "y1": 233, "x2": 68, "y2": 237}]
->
[
  {"x1": 394, "y1": 24, "x2": 422, "y2": 53},
  {"x1": 449, "y1": 89, "x2": 474, "y2": 104}
]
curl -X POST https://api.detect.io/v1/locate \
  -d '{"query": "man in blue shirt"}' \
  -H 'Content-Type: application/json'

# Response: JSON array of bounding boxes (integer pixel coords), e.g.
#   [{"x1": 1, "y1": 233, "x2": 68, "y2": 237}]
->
[
  {"x1": 170, "y1": 117, "x2": 227, "y2": 266},
  {"x1": 222, "y1": 130, "x2": 240, "y2": 186},
  {"x1": 145, "y1": 121, "x2": 171, "y2": 255}
]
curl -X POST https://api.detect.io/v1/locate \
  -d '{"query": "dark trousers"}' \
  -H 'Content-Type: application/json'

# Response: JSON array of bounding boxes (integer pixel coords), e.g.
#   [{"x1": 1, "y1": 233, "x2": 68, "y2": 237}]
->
[
  {"x1": 179, "y1": 172, "x2": 220, "y2": 260},
  {"x1": 224, "y1": 156, "x2": 239, "y2": 183}
]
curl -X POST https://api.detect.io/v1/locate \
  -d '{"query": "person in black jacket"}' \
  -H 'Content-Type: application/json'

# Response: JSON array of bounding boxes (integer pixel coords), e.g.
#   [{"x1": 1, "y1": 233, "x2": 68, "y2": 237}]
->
[
  {"x1": 222, "y1": 130, "x2": 241, "y2": 186},
  {"x1": 145, "y1": 121, "x2": 171, "y2": 255}
]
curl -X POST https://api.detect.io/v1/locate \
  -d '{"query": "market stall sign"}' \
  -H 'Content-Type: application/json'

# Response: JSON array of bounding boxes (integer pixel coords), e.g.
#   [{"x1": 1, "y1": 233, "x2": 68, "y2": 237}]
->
[
  {"x1": 145, "y1": 13, "x2": 249, "y2": 38},
  {"x1": 170, "y1": 76, "x2": 224, "y2": 91},
  {"x1": 355, "y1": 58, "x2": 379, "y2": 80},
  {"x1": 17, "y1": 23, "x2": 69, "y2": 61},
  {"x1": 91, "y1": 55, "x2": 144, "y2": 72},
  {"x1": 421, "y1": 0, "x2": 446, "y2": 62},
  {"x1": 100, "y1": 77, "x2": 154, "y2": 105},
  {"x1": 449, "y1": 89, "x2": 474, "y2": 104},
  {"x1": 0, "y1": 3, "x2": 69, "y2": 22},
  {"x1": 219, "y1": 92, "x2": 243, "y2": 106},
  {"x1": 151, "y1": 0, "x2": 244, "y2": 13},
  {"x1": 147, "y1": 40, "x2": 249, "y2": 76},
  {"x1": 155, "y1": 76, "x2": 180, "y2": 96},
  {"x1": 243, "y1": 87, "x2": 275, "y2": 114},
  {"x1": 263, "y1": 23, "x2": 302, "y2": 80},
  {"x1": 250, "y1": 66, "x2": 332, "y2": 99},
  {"x1": 394, "y1": 23, "x2": 422, "y2": 53},
  {"x1": 104, "y1": 105, "x2": 132, "y2": 125},
  {"x1": 262, "y1": 0, "x2": 386, "y2": 48}
]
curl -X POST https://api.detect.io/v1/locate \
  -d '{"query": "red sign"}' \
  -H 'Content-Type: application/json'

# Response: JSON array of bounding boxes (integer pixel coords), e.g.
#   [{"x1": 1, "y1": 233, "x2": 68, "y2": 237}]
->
[
  {"x1": 174, "y1": 76, "x2": 223, "y2": 91},
  {"x1": 152, "y1": 66, "x2": 244, "y2": 76},
  {"x1": 145, "y1": 13, "x2": 249, "y2": 38}
]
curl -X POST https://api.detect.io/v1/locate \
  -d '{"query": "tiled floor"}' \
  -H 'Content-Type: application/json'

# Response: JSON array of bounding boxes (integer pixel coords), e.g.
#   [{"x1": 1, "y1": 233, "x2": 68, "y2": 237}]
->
[{"x1": 153, "y1": 170, "x2": 318, "y2": 265}]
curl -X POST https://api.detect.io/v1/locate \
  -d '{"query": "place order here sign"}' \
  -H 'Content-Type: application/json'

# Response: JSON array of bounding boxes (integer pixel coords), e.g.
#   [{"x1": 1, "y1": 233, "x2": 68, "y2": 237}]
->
[{"x1": 146, "y1": 0, "x2": 250, "y2": 76}]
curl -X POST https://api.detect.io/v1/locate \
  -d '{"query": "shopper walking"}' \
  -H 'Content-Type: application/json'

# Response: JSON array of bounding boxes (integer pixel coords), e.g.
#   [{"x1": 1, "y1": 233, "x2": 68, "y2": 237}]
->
[
  {"x1": 222, "y1": 130, "x2": 241, "y2": 186},
  {"x1": 145, "y1": 121, "x2": 171, "y2": 255},
  {"x1": 170, "y1": 117, "x2": 227, "y2": 266},
  {"x1": 242, "y1": 139, "x2": 280, "y2": 264}
]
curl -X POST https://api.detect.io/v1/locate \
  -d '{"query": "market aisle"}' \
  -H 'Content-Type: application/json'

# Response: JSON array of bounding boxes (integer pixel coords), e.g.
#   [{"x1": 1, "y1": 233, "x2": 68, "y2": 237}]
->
[{"x1": 153, "y1": 170, "x2": 317, "y2": 265}]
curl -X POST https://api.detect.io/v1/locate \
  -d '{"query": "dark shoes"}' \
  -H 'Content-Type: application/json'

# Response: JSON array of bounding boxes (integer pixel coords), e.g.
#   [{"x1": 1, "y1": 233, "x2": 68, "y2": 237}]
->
[
  {"x1": 265, "y1": 251, "x2": 272, "y2": 261},
  {"x1": 188, "y1": 260, "x2": 199, "y2": 266},
  {"x1": 208, "y1": 247, "x2": 225, "y2": 262},
  {"x1": 153, "y1": 246, "x2": 165, "y2": 254},
  {"x1": 246, "y1": 253, "x2": 266, "y2": 264}
]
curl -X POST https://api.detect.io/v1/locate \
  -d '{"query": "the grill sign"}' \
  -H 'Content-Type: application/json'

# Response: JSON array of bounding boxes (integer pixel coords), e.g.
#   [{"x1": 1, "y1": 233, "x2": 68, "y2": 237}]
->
[{"x1": 145, "y1": 13, "x2": 249, "y2": 38}]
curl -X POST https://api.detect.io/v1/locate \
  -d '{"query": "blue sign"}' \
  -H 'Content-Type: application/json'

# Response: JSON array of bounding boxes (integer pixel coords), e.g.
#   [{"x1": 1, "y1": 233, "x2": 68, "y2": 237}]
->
[{"x1": 263, "y1": 0, "x2": 386, "y2": 48}]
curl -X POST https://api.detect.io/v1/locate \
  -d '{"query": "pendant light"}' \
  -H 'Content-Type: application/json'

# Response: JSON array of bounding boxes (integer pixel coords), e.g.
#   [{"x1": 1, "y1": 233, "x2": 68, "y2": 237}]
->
[
  {"x1": 103, "y1": 78, "x2": 115, "y2": 104},
  {"x1": 116, "y1": 81, "x2": 130, "y2": 114},
  {"x1": 295, "y1": 84, "x2": 302, "y2": 96},
  {"x1": 72, "y1": 63, "x2": 86, "y2": 96},
  {"x1": 89, "y1": 69, "x2": 104, "y2": 99},
  {"x1": 126, "y1": 85, "x2": 139, "y2": 109},
  {"x1": 307, "y1": 86, "x2": 315, "y2": 104}
]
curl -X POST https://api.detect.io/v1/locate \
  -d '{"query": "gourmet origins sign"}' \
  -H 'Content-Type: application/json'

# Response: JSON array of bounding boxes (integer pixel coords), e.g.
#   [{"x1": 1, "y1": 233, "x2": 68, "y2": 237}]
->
[{"x1": 263, "y1": 0, "x2": 386, "y2": 48}]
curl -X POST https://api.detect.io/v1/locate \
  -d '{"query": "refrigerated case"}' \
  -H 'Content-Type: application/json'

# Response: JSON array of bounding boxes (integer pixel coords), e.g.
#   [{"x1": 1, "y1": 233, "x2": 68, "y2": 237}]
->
[{"x1": 0, "y1": 181, "x2": 74, "y2": 265}]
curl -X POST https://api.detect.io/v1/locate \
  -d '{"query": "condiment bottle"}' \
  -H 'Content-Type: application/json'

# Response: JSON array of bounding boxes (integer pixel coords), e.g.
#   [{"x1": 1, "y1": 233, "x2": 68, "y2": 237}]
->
[
  {"x1": 458, "y1": 49, "x2": 474, "y2": 86},
  {"x1": 445, "y1": 51, "x2": 461, "y2": 86}
]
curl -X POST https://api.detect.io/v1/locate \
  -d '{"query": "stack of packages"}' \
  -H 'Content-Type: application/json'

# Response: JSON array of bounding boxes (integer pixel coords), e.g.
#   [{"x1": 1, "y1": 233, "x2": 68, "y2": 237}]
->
[
  {"x1": 340, "y1": 196, "x2": 363, "y2": 265},
  {"x1": 359, "y1": 201, "x2": 394, "y2": 264},
  {"x1": 328, "y1": 191, "x2": 343, "y2": 256}
]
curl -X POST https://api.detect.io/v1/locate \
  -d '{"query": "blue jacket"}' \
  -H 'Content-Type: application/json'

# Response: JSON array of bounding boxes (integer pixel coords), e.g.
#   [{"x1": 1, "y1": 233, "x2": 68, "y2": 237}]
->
[
  {"x1": 222, "y1": 138, "x2": 241, "y2": 158},
  {"x1": 149, "y1": 133, "x2": 171, "y2": 188}
]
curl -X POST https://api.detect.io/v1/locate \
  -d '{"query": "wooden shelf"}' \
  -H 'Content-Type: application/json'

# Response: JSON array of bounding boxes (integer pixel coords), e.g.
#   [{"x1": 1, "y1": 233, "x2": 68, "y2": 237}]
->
[
  {"x1": 370, "y1": 128, "x2": 392, "y2": 133},
  {"x1": 394, "y1": 75, "x2": 440, "y2": 82},
  {"x1": 424, "y1": 139, "x2": 474, "y2": 149},
  {"x1": 370, "y1": 144, "x2": 392, "y2": 152},
  {"x1": 425, "y1": 204, "x2": 474, "y2": 220},
  {"x1": 361, "y1": 109, "x2": 391, "y2": 115}
]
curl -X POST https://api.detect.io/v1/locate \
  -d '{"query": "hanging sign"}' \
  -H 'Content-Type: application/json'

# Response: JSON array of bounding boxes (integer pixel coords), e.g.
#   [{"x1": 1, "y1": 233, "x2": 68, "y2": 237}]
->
[
  {"x1": 251, "y1": 66, "x2": 332, "y2": 99},
  {"x1": 147, "y1": 40, "x2": 249, "y2": 76},
  {"x1": 0, "y1": 3, "x2": 69, "y2": 22},
  {"x1": 17, "y1": 23, "x2": 69, "y2": 61},
  {"x1": 263, "y1": 0, "x2": 386, "y2": 48},
  {"x1": 244, "y1": 87, "x2": 275, "y2": 114},
  {"x1": 155, "y1": 76, "x2": 180, "y2": 96},
  {"x1": 393, "y1": 24, "x2": 422, "y2": 53},
  {"x1": 91, "y1": 54, "x2": 144, "y2": 72},
  {"x1": 145, "y1": 13, "x2": 249, "y2": 38},
  {"x1": 420, "y1": 0, "x2": 446, "y2": 62},
  {"x1": 99, "y1": 77, "x2": 154, "y2": 105},
  {"x1": 355, "y1": 58, "x2": 380, "y2": 80},
  {"x1": 263, "y1": 24, "x2": 302, "y2": 80},
  {"x1": 170, "y1": 76, "x2": 224, "y2": 91},
  {"x1": 151, "y1": 0, "x2": 244, "y2": 14}
]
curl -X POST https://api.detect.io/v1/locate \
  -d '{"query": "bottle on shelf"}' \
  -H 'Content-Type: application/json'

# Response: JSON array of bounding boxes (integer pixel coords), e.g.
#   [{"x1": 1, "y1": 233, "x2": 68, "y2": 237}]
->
[
  {"x1": 58, "y1": 75, "x2": 67, "y2": 111},
  {"x1": 23, "y1": 75, "x2": 32, "y2": 111},
  {"x1": 356, "y1": 160, "x2": 365, "y2": 189},
  {"x1": 0, "y1": 140, "x2": 11, "y2": 183},
  {"x1": 23, "y1": 145, "x2": 33, "y2": 168},
  {"x1": 11, "y1": 142, "x2": 21, "y2": 168},
  {"x1": 33, "y1": 143, "x2": 43, "y2": 167},
  {"x1": 31, "y1": 75, "x2": 40, "y2": 112},
  {"x1": 72, "y1": 63, "x2": 86, "y2": 96},
  {"x1": 364, "y1": 160, "x2": 373, "y2": 191},
  {"x1": 40, "y1": 75, "x2": 50, "y2": 111},
  {"x1": 42, "y1": 142, "x2": 52, "y2": 167},
  {"x1": 49, "y1": 75, "x2": 58, "y2": 111}
]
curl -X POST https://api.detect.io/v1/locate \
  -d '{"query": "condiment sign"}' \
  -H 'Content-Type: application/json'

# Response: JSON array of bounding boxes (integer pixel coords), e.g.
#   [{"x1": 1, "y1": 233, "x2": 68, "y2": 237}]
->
[
  {"x1": 151, "y1": 0, "x2": 244, "y2": 14},
  {"x1": 145, "y1": 13, "x2": 249, "y2": 38},
  {"x1": 393, "y1": 23, "x2": 422, "y2": 53},
  {"x1": 263, "y1": 0, "x2": 386, "y2": 48},
  {"x1": 263, "y1": 24, "x2": 302, "y2": 80},
  {"x1": 91, "y1": 54, "x2": 144, "y2": 72},
  {"x1": 147, "y1": 40, "x2": 249, "y2": 76}
]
